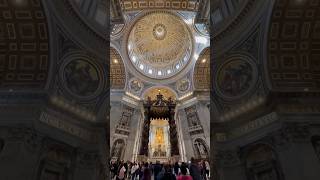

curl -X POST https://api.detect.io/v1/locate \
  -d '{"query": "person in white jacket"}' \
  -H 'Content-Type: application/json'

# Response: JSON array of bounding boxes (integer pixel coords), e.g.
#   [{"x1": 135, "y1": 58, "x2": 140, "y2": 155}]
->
[{"x1": 131, "y1": 163, "x2": 139, "y2": 180}]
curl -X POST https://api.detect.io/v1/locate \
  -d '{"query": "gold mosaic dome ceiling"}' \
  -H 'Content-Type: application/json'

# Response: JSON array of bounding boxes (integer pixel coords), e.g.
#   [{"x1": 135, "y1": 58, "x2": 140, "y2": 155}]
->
[{"x1": 127, "y1": 11, "x2": 193, "y2": 79}]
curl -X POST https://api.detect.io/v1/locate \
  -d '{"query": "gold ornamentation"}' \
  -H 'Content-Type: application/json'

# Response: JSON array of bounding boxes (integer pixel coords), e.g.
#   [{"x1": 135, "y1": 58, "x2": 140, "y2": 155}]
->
[{"x1": 127, "y1": 11, "x2": 192, "y2": 78}]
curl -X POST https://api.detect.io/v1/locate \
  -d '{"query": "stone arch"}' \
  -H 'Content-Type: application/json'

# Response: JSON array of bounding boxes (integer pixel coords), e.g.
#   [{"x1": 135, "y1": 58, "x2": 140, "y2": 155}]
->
[
  {"x1": 242, "y1": 143, "x2": 284, "y2": 180},
  {"x1": 110, "y1": 47, "x2": 126, "y2": 89},
  {"x1": 193, "y1": 138, "x2": 209, "y2": 159},
  {"x1": 194, "y1": 48, "x2": 210, "y2": 90},
  {"x1": 111, "y1": 138, "x2": 126, "y2": 160},
  {"x1": 267, "y1": 0, "x2": 320, "y2": 91},
  {"x1": 0, "y1": 0, "x2": 50, "y2": 89}
]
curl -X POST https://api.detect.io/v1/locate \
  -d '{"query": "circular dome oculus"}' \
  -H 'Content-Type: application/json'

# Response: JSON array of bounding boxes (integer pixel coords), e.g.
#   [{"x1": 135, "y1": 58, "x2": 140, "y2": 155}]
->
[{"x1": 127, "y1": 11, "x2": 193, "y2": 79}]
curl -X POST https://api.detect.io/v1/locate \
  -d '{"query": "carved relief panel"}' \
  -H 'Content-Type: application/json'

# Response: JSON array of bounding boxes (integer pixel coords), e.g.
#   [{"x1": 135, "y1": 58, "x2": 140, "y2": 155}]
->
[
  {"x1": 118, "y1": 105, "x2": 134, "y2": 127},
  {"x1": 185, "y1": 105, "x2": 200, "y2": 127}
]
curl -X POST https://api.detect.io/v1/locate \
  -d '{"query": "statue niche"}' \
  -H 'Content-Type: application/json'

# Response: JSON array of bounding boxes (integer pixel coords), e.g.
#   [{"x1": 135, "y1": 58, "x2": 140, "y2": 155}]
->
[{"x1": 111, "y1": 139, "x2": 125, "y2": 160}]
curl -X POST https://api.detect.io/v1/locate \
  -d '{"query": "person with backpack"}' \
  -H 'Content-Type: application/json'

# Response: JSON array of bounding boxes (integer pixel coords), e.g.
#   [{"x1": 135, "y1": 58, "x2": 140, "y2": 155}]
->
[
  {"x1": 141, "y1": 162, "x2": 152, "y2": 180},
  {"x1": 176, "y1": 163, "x2": 193, "y2": 180},
  {"x1": 189, "y1": 158, "x2": 202, "y2": 180},
  {"x1": 173, "y1": 162, "x2": 180, "y2": 177},
  {"x1": 160, "y1": 164, "x2": 175, "y2": 180}
]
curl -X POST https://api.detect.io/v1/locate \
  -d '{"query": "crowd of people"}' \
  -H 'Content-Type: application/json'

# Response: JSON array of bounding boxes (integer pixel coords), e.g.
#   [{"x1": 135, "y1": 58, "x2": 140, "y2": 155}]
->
[{"x1": 110, "y1": 157, "x2": 210, "y2": 180}]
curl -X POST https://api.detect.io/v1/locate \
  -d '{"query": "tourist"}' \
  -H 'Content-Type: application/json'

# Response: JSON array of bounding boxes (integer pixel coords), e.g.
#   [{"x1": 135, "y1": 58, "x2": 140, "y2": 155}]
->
[
  {"x1": 160, "y1": 164, "x2": 175, "y2": 180},
  {"x1": 117, "y1": 161, "x2": 126, "y2": 180},
  {"x1": 138, "y1": 162, "x2": 144, "y2": 179},
  {"x1": 174, "y1": 162, "x2": 180, "y2": 176},
  {"x1": 153, "y1": 160, "x2": 162, "y2": 180},
  {"x1": 142, "y1": 162, "x2": 152, "y2": 180},
  {"x1": 189, "y1": 157, "x2": 202, "y2": 180},
  {"x1": 205, "y1": 160, "x2": 210, "y2": 179},
  {"x1": 201, "y1": 160, "x2": 206, "y2": 179},
  {"x1": 131, "y1": 163, "x2": 138, "y2": 180},
  {"x1": 176, "y1": 163, "x2": 193, "y2": 180}
]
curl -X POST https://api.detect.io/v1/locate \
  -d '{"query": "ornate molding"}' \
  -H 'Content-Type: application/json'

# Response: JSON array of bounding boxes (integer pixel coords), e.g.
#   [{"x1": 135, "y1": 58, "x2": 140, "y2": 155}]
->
[
  {"x1": 39, "y1": 111, "x2": 98, "y2": 143},
  {"x1": 226, "y1": 112, "x2": 278, "y2": 140},
  {"x1": 119, "y1": 0, "x2": 200, "y2": 12},
  {"x1": 216, "y1": 149, "x2": 241, "y2": 167}
]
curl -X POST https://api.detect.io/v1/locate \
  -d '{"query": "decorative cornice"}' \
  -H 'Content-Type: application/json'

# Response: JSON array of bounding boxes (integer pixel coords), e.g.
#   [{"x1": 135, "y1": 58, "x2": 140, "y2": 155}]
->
[{"x1": 39, "y1": 111, "x2": 99, "y2": 143}]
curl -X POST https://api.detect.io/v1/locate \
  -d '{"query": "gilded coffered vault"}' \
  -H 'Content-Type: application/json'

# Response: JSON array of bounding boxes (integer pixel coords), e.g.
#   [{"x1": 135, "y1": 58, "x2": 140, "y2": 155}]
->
[
  {"x1": 110, "y1": 47, "x2": 126, "y2": 89},
  {"x1": 0, "y1": 0, "x2": 49, "y2": 89}
]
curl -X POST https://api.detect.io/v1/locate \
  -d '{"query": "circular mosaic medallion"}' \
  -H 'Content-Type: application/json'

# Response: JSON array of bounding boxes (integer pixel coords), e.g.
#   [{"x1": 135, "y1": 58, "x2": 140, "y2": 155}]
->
[
  {"x1": 129, "y1": 78, "x2": 143, "y2": 93},
  {"x1": 216, "y1": 55, "x2": 257, "y2": 99},
  {"x1": 177, "y1": 79, "x2": 190, "y2": 93},
  {"x1": 61, "y1": 55, "x2": 102, "y2": 99},
  {"x1": 127, "y1": 11, "x2": 193, "y2": 79}
]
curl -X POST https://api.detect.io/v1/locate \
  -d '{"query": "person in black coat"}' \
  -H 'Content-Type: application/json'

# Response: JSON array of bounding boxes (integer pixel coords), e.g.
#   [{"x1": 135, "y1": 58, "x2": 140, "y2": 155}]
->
[
  {"x1": 189, "y1": 157, "x2": 202, "y2": 180},
  {"x1": 153, "y1": 161, "x2": 162, "y2": 180},
  {"x1": 174, "y1": 162, "x2": 180, "y2": 176},
  {"x1": 160, "y1": 164, "x2": 175, "y2": 180}
]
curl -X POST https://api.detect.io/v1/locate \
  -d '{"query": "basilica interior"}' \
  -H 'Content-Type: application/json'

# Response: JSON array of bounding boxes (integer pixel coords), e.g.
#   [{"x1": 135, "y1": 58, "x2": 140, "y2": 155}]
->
[
  {"x1": 1, "y1": 0, "x2": 320, "y2": 180},
  {"x1": 110, "y1": 0, "x2": 210, "y2": 166}
]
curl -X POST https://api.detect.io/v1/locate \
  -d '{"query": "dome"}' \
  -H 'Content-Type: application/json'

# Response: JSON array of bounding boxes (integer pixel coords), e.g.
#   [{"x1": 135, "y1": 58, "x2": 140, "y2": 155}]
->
[{"x1": 127, "y1": 11, "x2": 193, "y2": 79}]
